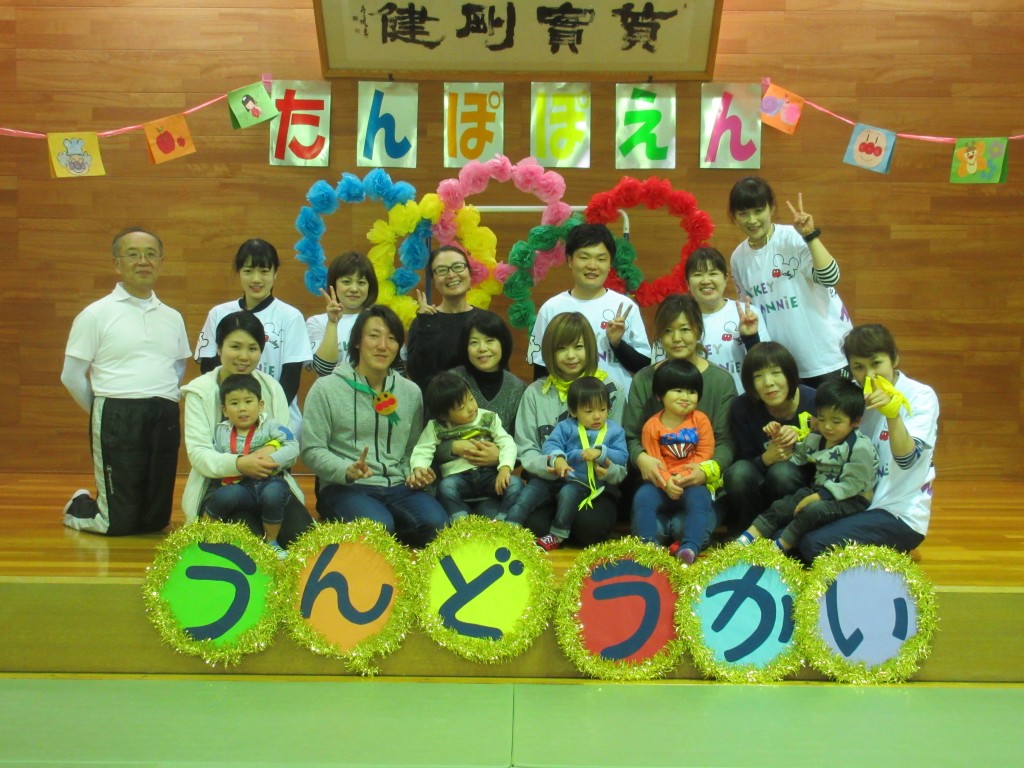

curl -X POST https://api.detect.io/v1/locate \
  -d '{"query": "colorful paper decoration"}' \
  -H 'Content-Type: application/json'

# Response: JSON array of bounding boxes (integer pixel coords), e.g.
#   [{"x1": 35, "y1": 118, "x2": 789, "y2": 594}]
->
[
  {"x1": 228, "y1": 82, "x2": 279, "y2": 128},
  {"x1": 443, "y1": 82, "x2": 505, "y2": 168},
  {"x1": 143, "y1": 114, "x2": 196, "y2": 165},
  {"x1": 760, "y1": 83, "x2": 805, "y2": 135},
  {"x1": 844, "y1": 124, "x2": 897, "y2": 174},
  {"x1": 678, "y1": 540, "x2": 805, "y2": 682},
  {"x1": 414, "y1": 516, "x2": 555, "y2": 663},
  {"x1": 280, "y1": 520, "x2": 419, "y2": 675},
  {"x1": 358, "y1": 81, "x2": 418, "y2": 168},
  {"x1": 794, "y1": 544, "x2": 937, "y2": 684},
  {"x1": 141, "y1": 520, "x2": 287, "y2": 666},
  {"x1": 555, "y1": 538, "x2": 688, "y2": 680},
  {"x1": 949, "y1": 137, "x2": 1008, "y2": 184},
  {"x1": 700, "y1": 82, "x2": 761, "y2": 169},
  {"x1": 615, "y1": 83, "x2": 677, "y2": 170},
  {"x1": 295, "y1": 167, "x2": 436, "y2": 327},
  {"x1": 47, "y1": 132, "x2": 105, "y2": 178},
  {"x1": 270, "y1": 79, "x2": 331, "y2": 167},
  {"x1": 530, "y1": 82, "x2": 592, "y2": 168}
]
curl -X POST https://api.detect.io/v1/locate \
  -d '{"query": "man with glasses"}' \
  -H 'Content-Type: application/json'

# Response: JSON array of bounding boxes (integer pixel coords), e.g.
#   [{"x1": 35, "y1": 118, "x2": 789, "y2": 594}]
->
[{"x1": 61, "y1": 227, "x2": 191, "y2": 535}]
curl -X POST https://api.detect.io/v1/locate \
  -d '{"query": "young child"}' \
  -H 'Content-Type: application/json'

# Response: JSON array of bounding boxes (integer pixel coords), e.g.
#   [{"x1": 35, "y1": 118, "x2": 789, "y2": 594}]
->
[
  {"x1": 409, "y1": 371, "x2": 523, "y2": 522},
  {"x1": 736, "y1": 376, "x2": 879, "y2": 552},
  {"x1": 728, "y1": 177, "x2": 852, "y2": 386},
  {"x1": 202, "y1": 373, "x2": 299, "y2": 558},
  {"x1": 533, "y1": 376, "x2": 628, "y2": 551},
  {"x1": 631, "y1": 359, "x2": 716, "y2": 564}
]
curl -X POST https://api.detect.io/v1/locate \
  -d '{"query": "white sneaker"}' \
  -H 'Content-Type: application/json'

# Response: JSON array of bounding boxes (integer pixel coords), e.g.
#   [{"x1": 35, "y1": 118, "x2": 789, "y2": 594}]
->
[{"x1": 62, "y1": 488, "x2": 92, "y2": 516}]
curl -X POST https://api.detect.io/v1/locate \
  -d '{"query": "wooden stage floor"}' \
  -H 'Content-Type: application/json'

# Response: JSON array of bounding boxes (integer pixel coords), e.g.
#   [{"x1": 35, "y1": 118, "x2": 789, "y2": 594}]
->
[{"x1": 2, "y1": 472, "x2": 1022, "y2": 587}]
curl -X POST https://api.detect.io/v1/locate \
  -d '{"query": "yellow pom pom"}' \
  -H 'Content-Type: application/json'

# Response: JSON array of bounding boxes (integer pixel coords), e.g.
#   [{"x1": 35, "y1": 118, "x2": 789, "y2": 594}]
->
[
  {"x1": 368, "y1": 243, "x2": 396, "y2": 276},
  {"x1": 455, "y1": 205, "x2": 481, "y2": 231},
  {"x1": 389, "y1": 201, "x2": 421, "y2": 235},
  {"x1": 366, "y1": 219, "x2": 396, "y2": 245},
  {"x1": 376, "y1": 280, "x2": 397, "y2": 304},
  {"x1": 391, "y1": 295, "x2": 419, "y2": 328},
  {"x1": 419, "y1": 193, "x2": 443, "y2": 223},
  {"x1": 478, "y1": 277, "x2": 503, "y2": 296},
  {"x1": 467, "y1": 287, "x2": 492, "y2": 310}
]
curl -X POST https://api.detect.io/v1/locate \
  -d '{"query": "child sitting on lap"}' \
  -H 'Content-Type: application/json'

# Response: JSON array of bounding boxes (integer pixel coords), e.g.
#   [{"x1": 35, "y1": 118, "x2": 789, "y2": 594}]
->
[
  {"x1": 531, "y1": 376, "x2": 628, "y2": 551},
  {"x1": 632, "y1": 359, "x2": 716, "y2": 564},
  {"x1": 736, "y1": 376, "x2": 879, "y2": 552},
  {"x1": 409, "y1": 371, "x2": 522, "y2": 522},
  {"x1": 203, "y1": 373, "x2": 298, "y2": 559}
]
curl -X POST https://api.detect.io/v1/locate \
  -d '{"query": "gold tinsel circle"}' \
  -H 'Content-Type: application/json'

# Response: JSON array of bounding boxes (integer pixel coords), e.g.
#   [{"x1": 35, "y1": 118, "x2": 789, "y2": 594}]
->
[
  {"x1": 794, "y1": 543, "x2": 938, "y2": 684},
  {"x1": 414, "y1": 516, "x2": 555, "y2": 663},
  {"x1": 554, "y1": 537, "x2": 689, "y2": 680},
  {"x1": 676, "y1": 540, "x2": 806, "y2": 683},
  {"x1": 141, "y1": 519, "x2": 287, "y2": 667},
  {"x1": 279, "y1": 519, "x2": 419, "y2": 676}
]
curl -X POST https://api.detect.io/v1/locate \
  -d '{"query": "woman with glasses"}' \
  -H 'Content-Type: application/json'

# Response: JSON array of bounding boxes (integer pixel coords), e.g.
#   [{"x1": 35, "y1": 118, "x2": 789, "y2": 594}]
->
[{"x1": 405, "y1": 245, "x2": 485, "y2": 390}]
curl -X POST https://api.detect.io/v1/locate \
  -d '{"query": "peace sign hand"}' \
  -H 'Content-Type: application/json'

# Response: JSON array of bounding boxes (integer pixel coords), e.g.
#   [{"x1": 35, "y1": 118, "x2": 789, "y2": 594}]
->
[
  {"x1": 786, "y1": 193, "x2": 816, "y2": 236},
  {"x1": 320, "y1": 286, "x2": 343, "y2": 324},
  {"x1": 736, "y1": 295, "x2": 759, "y2": 337},
  {"x1": 605, "y1": 302, "x2": 632, "y2": 348},
  {"x1": 346, "y1": 446, "x2": 374, "y2": 483},
  {"x1": 414, "y1": 289, "x2": 437, "y2": 316}
]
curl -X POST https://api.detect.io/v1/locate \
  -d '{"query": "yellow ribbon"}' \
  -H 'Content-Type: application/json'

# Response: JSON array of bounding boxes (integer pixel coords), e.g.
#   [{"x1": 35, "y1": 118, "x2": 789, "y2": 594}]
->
[
  {"x1": 864, "y1": 375, "x2": 912, "y2": 419},
  {"x1": 576, "y1": 421, "x2": 607, "y2": 511}
]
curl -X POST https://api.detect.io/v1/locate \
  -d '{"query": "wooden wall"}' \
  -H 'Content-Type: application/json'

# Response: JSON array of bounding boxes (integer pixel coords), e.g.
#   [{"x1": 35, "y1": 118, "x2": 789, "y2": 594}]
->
[{"x1": 2, "y1": 0, "x2": 1022, "y2": 478}]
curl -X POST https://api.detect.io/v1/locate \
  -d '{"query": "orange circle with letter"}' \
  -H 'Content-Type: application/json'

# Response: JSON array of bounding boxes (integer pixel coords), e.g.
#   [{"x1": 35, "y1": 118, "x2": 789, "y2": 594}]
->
[{"x1": 296, "y1": 541, "x2": 398, "y2": 653}]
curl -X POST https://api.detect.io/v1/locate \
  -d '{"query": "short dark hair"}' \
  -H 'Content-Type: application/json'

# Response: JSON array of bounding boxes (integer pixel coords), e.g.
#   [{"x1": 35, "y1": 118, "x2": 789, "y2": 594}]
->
[
  {"x1": 740, "y1": 342, "x2": 799, "y2": 401},
  {"x1": 728, "y1": 176, "x2": 776, "y2": 221},
  {"x1": 565, "y1": 223, "x2": 616, "y2": 261},
  {"x1": 685, "y1": 246, "x2": 728, "y2": 280},
  {"x1": 653, "y1": 294, "x2": 705, "y2": 353},
  {"x1": 348, "y1": 305, "x2": 405, "y2": 365},
  {"x1": 567, "y1": 376, "x2": 609, "y2": 414},
  {"x1": 215, "y1": 311, "x2": 266, "y2": 352},
  {"x1": 233, "y1": 238, "x2": 280, "y2": 272},
  {"x1": 111, "y1": 226, "x2": 163, "y2": 259},
  {"x1": 652, "y1": 359, "x2": 703, "y2": 400},
  {"x1": 456, "y1": 310, "x2": 513, "y2": 371},
  {"x1": 842, "y1": 323, "x2": 899, "y2": 363},
  {"x1": 813, "y1": 376, "x2": 866, "y2": 422},
  {"x1": 423, "y1": 371, "x2": 472, "y2": 422},
  {"x1": 327, "y1": 251, "x2": 378, "y2": 308},
  {"x1": 219, "y1": 373, "x2": 262, "y2": 404}
]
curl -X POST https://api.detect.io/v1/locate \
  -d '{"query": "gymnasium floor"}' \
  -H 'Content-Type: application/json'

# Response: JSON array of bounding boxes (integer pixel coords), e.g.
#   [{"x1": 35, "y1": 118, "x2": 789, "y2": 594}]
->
[{"x1": 3, "y1": 677, "x2": 1021, "y2": 766}]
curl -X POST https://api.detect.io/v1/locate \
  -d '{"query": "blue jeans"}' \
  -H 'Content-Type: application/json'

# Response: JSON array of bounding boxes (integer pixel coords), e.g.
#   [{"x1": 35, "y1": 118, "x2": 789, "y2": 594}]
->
[
  {"x1": 436, "y1": 468, "x2": 524, "y2": 520},
  {"x1": 317, "y1": 482, "x2": 448, "y2": 547},
  {"x1": 203, "y1": 476, "x2": 290, "y2": 525},
  {"x1": 503, "y1": 475, "x2": 557, "y2": 526},
  {"x1": 631, "y1": 481, "x2": 715, "y2": 554},
  {"x1": 797, "y1": 507, "x2": 925, "y2": 564}
]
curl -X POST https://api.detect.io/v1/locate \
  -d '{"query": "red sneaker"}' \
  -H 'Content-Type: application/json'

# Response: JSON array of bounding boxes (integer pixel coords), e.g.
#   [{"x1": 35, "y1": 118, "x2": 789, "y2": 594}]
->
[{"x1": 536, "y1": 534, "x2": 563, "y2": 551}]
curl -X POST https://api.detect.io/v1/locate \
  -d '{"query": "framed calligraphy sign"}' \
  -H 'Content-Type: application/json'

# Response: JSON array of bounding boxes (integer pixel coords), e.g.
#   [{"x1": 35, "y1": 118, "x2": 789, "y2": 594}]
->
[{"x1": 314, "y1": 1, "x2": 723, "y2": 81}]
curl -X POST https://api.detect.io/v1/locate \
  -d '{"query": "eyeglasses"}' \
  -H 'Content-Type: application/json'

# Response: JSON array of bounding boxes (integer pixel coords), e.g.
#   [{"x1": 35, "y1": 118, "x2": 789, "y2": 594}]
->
[
  {"x1": 432, "y1": 262, "x2": 468, "y2": 277},
  {"x1": 118, "y1": 250, "x2": 163, "y2": 264}
]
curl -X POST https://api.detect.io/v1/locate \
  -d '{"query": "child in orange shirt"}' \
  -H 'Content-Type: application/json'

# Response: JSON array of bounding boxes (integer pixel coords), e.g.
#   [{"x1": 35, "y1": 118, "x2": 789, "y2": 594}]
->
[{"x1": 631, "y1": 359, "x2": 715, "y2": 564}]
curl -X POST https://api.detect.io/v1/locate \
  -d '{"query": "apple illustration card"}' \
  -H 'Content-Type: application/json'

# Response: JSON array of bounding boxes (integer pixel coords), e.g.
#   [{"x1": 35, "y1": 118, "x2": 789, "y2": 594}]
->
[
  {"x1": 844, "y1": 124, "x2": 896, "y2": 174},
  {"x1": 143, "y1": 114, "x2": 196, "y2": 164},
  {"x1": 949, "y1": 137, "x2": 1008, "y2": 184},
  {"x1": 229, "y1": 83, "x2": 278, "y2": 128},
  {"x1": 760, "y1": 83, "x2": 804, "y2": 135}
]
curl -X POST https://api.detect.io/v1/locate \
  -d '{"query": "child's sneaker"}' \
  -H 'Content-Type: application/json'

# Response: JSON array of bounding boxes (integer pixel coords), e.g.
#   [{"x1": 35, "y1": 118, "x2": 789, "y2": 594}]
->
[
  {"x1": 675, "y1": 546, "x2": 697, "y2": 565},
  {"x1": 535, "y1": 534, "x2": 563, "y2": 551},
  {"x1": 668, "y1": 541, "x2": 682, "y2": 557},
  {"x1": 267, "y1": 540, "x2": 288, "y2": 560}
]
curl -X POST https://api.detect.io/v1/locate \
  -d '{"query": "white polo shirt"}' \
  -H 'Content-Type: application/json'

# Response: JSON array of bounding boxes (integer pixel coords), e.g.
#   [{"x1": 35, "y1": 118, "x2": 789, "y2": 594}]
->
[{"x1": 65, "y1": 283, "x2": 191, "y2": 401}]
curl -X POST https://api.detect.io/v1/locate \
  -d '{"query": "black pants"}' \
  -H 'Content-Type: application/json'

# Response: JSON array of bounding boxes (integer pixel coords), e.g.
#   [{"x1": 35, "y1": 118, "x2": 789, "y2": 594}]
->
[{"x1": 65, "y1": 397, "x2": 180, "y2": 536}]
